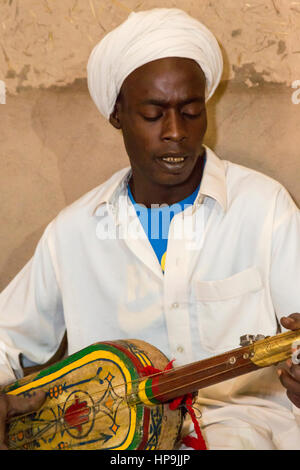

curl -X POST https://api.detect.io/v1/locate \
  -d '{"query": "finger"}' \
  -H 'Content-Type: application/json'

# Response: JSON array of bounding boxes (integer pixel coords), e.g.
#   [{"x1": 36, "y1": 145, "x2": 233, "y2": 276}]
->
[
  {"x1": 278, "y1": 368, "x2": 300, "y2": 396},
  {"x1": 0, "y1": 394, "x2": 9, "y2": 449},
  {"x1": 280, "y1": 314, "x2": 300, "y2": 330},
  {"x1": 286, "y1": 360, "x2": 300, "y2": 381},
  {"x1": 0, "y1": 390, "x2": 46, "y2": 449},
  {"x1": 6, "y1": 390, "x2": 46, "y2": 418},
  {"x1": 287, "y1": 390, "x2": 300, "y2": 408}
]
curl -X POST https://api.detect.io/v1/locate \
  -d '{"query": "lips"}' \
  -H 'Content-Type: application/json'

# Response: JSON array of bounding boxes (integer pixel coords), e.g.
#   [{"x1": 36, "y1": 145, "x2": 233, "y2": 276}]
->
[{"x1": 156, "y1": 153, "x2": 189, "y2": 172}]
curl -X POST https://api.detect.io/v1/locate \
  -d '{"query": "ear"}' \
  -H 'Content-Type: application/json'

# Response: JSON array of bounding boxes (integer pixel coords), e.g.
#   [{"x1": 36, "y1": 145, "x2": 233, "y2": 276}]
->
[{"x1": 109, "y1": 100, "x2": 122, "y2": 130}]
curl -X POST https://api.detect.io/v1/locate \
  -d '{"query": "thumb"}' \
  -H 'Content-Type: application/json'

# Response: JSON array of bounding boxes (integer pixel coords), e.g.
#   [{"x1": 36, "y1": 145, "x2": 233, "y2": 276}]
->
[
  {"x1": 6, "y1": 390, "x2": 46, "y2": 418},
  {"x1": 0, "y1": 390, "x2": 46, "y2": 449}
]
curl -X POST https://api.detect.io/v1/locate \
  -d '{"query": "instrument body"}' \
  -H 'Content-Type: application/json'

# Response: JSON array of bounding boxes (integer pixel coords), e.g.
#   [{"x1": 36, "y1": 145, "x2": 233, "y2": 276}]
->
[
  {"x1": 3, "y1": 328, "x2": 300, "y2": 450},
  {"x1": 3, "y1": 339, "x2": 182, "y2": 450}
]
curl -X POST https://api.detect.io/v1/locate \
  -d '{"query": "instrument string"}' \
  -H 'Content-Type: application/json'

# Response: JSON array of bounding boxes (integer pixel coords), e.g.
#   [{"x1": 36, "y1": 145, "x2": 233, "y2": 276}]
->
[
  {"x1": 7, "y1": 347, "x2": 250, "y2": 427},
  {"x1": 6, "y1": 326, "x2": 298, "y2": 420},
  {"x1": 6, "y1": 356, "x2": 252, "y2": 449}
]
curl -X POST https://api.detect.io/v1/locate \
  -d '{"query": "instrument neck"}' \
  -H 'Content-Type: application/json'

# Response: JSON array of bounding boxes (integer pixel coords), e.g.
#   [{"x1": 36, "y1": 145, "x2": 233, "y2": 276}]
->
[
  {"x1": 143, "y1": 328, "x2": 300, "y2": 404},
  {"x1": 151, "y1": 345, "x2": 258, "y2": 403}
]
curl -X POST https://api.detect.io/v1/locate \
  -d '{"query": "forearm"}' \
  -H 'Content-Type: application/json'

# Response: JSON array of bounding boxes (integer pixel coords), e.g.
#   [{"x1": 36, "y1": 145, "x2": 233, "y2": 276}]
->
[{"x1": 0, "y1": 222, "x2": 65, "y2": 386}]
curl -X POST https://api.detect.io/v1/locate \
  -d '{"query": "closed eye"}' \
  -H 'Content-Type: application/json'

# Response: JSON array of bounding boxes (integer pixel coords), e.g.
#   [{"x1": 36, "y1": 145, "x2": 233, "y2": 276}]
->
[
  {"x1": 182, "y1": 112, "x2": 202, "y2": 119},
  {"x1": 142, "y1": 115, "x2": 162, "y2": 122},
  {"x1": 141, "y1": 110, "x2": 203, "y2": 121}
]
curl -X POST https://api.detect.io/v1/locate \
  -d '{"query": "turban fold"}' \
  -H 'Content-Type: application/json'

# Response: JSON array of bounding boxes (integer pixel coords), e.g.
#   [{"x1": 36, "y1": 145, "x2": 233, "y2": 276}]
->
[{"x1": 87, "y1": 8, "x2": 223, "y2": 120}]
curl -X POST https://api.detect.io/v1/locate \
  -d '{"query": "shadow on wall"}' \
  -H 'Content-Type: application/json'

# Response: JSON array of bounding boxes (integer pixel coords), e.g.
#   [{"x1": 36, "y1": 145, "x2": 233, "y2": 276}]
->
[
  {"x1": 204, "y1": 43, "x2": 230, "y2": 148},
  {"x1": 30, "y1": 79, "x2": 129, "y2": 205},
  {"x1": 205, "y1": 80, "x2": 229, "y2": 149}
]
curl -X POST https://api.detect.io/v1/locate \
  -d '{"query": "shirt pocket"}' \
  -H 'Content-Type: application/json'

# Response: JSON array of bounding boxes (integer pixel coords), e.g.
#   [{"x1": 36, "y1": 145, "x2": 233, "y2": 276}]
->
[{"x1": 194, "y1": 267, "x2": 268, "y2": 354}]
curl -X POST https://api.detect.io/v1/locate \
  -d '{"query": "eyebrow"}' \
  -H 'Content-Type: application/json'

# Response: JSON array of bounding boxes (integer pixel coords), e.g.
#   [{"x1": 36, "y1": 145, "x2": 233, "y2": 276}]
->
[{"x1": 140, "y1": 96, "x2": 205, "y2": 107}]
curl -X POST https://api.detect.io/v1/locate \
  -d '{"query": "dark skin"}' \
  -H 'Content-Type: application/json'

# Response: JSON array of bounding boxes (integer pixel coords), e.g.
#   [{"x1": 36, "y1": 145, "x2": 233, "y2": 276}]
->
[
  {"x1": 0, "y1": 390, "x2": 45, "y2": 449},
  {"x1": 278, "y1": 314, "x2": 300, "y2": 408},
  {"x1": 0, "y1": 58, "x2": 299, "y2": 449}
]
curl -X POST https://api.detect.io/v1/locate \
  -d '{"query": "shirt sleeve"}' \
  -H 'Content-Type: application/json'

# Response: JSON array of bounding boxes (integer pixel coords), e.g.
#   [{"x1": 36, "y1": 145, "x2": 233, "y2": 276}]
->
[
  {"x1": 0, "y1": 221, "x2": 65, "y2": 386},
  {"x1": 270, "y1": 187, "x2": 300, "y2": 324}
]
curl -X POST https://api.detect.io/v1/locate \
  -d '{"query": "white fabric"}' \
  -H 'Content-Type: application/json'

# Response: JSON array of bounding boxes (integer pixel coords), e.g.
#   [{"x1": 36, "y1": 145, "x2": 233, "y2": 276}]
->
[
  {"x1": 1, "y1": 147, "x2": 300, "y2": 449},
  {"x1": 180, "y1": 407, "x2": 300, "y2": 450},
  {"x1": 87, "y1": 8, "x2": 223, "y2": 119}
]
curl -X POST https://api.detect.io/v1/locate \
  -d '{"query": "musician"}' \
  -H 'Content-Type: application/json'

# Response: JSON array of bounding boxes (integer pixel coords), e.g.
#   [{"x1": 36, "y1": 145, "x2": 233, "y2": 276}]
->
[{"x1": 1, "y1": 8, "x2": 300, "y2": 450}]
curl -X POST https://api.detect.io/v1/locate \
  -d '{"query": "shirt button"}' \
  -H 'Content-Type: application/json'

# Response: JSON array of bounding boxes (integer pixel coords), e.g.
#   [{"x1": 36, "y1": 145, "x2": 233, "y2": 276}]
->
[
  {"x1": 172, "y1": 302, "x2": 179, "y2": 309},
  {"x1": 177, "y1": 346, "x2": 184, "y2": 353}
]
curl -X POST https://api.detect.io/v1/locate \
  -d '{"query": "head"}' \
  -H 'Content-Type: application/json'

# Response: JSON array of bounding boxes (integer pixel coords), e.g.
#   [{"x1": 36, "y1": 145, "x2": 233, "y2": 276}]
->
[
  {"x1": 109, "y1": 57, "x2": 207, "y2": 204},
  {"x1": 87, "y1": 8, "x2": 223, "y2": 204}
]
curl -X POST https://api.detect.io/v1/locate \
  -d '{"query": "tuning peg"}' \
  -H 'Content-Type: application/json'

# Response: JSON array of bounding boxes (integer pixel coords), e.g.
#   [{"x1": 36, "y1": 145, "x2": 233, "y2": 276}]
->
[{"x1": 240, "y1": 334, "x2": 266, "y2": 347}]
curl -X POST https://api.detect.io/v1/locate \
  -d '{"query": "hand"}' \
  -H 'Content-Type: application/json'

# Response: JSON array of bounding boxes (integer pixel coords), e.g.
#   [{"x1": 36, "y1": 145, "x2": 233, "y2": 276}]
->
[
  {"x1": 0, "y1": 390, "x2": 46, "y2": 449},
  {"x1": 278, "y1": 313, "x2": 300, "y2": 408}
]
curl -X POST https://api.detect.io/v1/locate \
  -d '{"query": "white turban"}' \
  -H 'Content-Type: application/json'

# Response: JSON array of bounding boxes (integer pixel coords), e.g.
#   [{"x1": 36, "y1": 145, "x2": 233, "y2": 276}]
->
[{"x1": 87, "y1": 8, "x2": 223, "y2": 120}]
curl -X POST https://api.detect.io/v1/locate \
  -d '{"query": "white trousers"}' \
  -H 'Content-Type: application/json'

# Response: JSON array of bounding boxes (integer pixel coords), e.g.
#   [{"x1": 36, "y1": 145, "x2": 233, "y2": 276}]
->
[{"x1": 179, "y1": 407, "x2": 300, "y2": 450}]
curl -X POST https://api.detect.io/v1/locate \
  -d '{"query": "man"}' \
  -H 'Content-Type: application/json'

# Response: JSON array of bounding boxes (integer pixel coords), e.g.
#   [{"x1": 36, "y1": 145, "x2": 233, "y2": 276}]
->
[{"x1": 0, "y1": 8, "x2": 300, "y2": 450}]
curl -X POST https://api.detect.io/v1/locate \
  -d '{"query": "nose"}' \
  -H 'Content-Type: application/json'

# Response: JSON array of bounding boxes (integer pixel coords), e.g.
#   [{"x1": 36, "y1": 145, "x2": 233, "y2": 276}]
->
[{"x1": 160, "y1": 109, "x2": 187, "y2": 143}]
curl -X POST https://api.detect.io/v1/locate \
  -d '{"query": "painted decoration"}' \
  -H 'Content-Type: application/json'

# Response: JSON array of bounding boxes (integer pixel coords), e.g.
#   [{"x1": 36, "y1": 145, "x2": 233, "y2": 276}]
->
[{"x1": 4, "y1": 339, "x2": 182, "y2": 450}]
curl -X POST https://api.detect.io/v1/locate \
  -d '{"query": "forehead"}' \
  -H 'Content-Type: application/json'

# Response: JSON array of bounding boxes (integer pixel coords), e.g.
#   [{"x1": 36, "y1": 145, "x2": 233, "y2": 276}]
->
[{"x1": 119, "y1": 57, "x2": 206, "y2": 106}]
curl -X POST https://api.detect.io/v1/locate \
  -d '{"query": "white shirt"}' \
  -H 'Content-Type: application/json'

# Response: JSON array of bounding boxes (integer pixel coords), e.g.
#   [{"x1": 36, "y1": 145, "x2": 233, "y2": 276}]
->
[{"x1": 1, "y1": 146, "x2": 300, "y2": 449}]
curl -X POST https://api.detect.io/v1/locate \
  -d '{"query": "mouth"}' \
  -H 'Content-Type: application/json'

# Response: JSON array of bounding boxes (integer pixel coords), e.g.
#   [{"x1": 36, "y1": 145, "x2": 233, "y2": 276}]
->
[
  {"x1": 161, "y1": 156, "x2": 186, "y2": 163},
  {"x1": 156, "y1": 154, "x2": 189, "y2": 172}
]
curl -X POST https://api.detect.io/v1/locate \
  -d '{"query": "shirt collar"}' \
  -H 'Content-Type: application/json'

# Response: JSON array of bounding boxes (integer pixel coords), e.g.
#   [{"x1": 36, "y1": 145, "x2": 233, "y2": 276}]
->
[
  {"x1": 198, "y1": 145, "x2": 228, "y2": 212},
  {"x1": 92, "y1": 167, "x2": 131, "y2": 217},
  {"x1": 92, "y1": 146, "x2": 227, "y2": 218}
]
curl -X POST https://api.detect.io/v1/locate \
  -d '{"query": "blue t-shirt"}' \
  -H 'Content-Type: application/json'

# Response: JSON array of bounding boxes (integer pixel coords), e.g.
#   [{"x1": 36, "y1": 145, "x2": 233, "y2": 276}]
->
[{"x1": 128, "y1": 183, "x2": 200, "y2": 273}]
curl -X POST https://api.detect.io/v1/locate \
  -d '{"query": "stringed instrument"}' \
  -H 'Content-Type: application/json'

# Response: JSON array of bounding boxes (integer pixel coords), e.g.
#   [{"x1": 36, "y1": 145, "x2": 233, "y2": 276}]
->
[{"x1": 2, "y1": 328, "x2": 300, "y2": 450}]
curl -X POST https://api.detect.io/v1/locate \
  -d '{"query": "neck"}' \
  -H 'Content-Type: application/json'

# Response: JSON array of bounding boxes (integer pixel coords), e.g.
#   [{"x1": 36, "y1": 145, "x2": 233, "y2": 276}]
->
[{"x1": 137, "y1": 329, "x2": 300, "y2": 405}]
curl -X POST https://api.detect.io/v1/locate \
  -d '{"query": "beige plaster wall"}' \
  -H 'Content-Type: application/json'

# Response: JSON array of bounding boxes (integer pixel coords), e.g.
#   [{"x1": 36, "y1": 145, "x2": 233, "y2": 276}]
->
[{"x1": 1, "y1": 0, "x2": 300, "y2": 290}]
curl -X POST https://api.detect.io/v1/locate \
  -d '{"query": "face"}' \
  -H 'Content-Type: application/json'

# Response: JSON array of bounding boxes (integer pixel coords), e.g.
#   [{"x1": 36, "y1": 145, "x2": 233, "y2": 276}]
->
[{"x1": 109, "y1": 57, "x2": 207, "y2": 205}]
